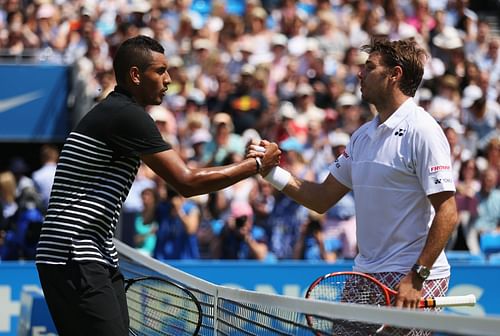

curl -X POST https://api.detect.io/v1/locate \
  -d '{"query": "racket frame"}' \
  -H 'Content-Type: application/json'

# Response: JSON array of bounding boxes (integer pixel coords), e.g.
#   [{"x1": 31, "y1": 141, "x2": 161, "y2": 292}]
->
[{"x1": 124, "y1": 276, "x2": 203, "y2": 336}]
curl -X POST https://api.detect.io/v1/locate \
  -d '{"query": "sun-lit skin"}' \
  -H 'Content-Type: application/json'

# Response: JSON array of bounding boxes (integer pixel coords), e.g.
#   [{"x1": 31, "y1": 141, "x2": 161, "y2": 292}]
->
[
  {"x1": 358, "y1": 53, "x2": 390, "y2": 105},
  {"x1": 132, "y1": 51, "x2": 171, "y2": 107},
  {"x1": 357, "y1": 52, "x2": 408, "y2": 124}
]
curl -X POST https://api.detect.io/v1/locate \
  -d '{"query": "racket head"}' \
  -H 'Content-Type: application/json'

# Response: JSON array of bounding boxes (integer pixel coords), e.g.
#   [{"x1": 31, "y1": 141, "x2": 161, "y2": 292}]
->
[
  {"x1": 125, "y1": 276, "x2": 202, "y2": 336},
  {"x1": 305, "y1": 271, "x2": 393, "y2": 335},
  {"x1": 305, "y1": 271, "x2": 393, "y2": 305}
]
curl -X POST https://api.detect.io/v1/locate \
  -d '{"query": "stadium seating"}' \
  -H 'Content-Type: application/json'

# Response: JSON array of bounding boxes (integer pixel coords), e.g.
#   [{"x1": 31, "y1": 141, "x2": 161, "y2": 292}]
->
[
  {"x1": 445, "y1": 251, "x2": 486, "y2": 264},
  {"x1": 479, "y1": 232, "x2": 500, "y2": 256},
  {"x1": 487, "y1": 252, "x2": 500, "y2": 265}
]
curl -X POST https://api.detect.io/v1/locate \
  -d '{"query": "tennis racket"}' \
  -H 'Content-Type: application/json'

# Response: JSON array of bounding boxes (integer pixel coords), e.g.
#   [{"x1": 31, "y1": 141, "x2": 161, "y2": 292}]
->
[
  {"x1": 125, "y1": 276, "x2": 203, "y2": 336},
  {"x1": 305, "y1": 271, "x2": 476, "y2": 335}
]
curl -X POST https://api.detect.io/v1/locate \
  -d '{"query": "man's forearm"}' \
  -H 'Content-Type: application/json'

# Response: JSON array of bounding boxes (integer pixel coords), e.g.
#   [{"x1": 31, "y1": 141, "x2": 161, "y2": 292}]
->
[
  {"x1": 176, "y1": 159, "x2": 260, "y2": 197},
  {"x1": 282, "y1": 174, "x2": 350, "y2": 214},
  {"x1": 417, "y1": 192, "x2": 458, "y2": 268}
]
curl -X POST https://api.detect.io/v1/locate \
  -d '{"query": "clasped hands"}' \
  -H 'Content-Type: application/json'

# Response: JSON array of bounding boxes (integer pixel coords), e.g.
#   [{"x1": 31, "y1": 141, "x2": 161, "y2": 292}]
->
[{"x1": 246, "y1": 140, "x2": 281, "y2": 177}]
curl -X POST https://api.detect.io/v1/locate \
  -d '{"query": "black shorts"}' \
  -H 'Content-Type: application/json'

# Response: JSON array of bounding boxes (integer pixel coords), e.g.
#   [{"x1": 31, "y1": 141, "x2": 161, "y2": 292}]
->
[{"x1": 36, "y1": 261, "x2": 129, "y2": 336}]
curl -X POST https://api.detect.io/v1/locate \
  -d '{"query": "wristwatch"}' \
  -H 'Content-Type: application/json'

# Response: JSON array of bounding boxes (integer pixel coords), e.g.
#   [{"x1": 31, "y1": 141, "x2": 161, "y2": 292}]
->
[{"x1": 412, "y1": 264, "x2": 431, "y2": 280}]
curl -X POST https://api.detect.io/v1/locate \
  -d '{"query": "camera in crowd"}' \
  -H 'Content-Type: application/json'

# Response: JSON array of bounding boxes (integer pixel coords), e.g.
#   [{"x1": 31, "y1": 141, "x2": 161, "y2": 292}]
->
[{"x1": 235, "y1": 215, "x2": 248, "y2": 228}]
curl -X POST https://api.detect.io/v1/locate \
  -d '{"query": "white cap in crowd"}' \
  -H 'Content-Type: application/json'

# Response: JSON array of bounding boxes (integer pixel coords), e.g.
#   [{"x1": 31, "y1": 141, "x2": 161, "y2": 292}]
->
[
  {"x1": 329, "y1": 131, "x2": 350, "y2": 148},
  {"x1": 278, "y1": 101, "x2": 298, "y2": 119},
  {"x1": 337, "y1": 93, "x2": 359, "y2": 107},
  {"x1": 190, "y1": 128, "x2": 212, "y2": 145},
  {"x1": 433, "y1": 26, "x2": 464, "y2": 50},
  {"x1": 462, "y1": 85, "x2": 483, "y2": 109},
  {"x1": 296, "y1": 83, "x2": 314, "y2": 97}
]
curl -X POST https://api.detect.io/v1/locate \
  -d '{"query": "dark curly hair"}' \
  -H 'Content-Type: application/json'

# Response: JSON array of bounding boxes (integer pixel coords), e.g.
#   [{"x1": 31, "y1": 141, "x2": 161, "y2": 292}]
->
[{"x1": 361, "y1": 38, "x2": 427, "y2": 97}]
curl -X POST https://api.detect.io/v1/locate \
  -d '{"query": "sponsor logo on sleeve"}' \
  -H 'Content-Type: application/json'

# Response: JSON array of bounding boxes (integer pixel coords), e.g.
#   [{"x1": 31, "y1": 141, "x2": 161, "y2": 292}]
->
[
  {"x1": 334, "y1": 151, "x2": 350, "y2": 169},
  {"x1": 429, "y1": 165, "x2": 451, "y2": 173}
]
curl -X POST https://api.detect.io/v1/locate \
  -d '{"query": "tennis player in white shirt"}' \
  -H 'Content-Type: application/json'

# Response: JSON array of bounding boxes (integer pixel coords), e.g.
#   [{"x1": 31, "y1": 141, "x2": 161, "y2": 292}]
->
[{"x1": 252, "y1": 38, "x2": 458, "y2": 318}]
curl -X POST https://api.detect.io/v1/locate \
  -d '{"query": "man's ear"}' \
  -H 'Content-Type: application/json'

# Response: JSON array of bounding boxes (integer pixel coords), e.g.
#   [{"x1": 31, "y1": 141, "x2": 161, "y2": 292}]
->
[
  {"x1": 130, "y1": 66, "x2": 141, "y2": 86},
  {"x1": 392, "y1": 65, "x2": 403, "y2": 82}
]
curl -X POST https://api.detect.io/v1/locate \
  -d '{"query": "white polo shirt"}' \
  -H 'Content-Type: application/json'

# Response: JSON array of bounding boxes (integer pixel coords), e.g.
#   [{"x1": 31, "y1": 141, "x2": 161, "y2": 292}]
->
[{"x1": 330, "y1": 98, "x2": 455, "y2": 279}]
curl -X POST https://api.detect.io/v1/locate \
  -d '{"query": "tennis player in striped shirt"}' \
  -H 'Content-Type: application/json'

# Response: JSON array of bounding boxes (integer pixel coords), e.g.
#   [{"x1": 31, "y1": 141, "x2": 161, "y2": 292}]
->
[{"x1": 35, "y1": 35, "x2": 280, "y2": 336}]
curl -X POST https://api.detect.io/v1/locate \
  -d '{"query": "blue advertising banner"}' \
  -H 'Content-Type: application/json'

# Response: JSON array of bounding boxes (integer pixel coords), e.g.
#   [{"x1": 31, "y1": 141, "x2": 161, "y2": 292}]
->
[
  {"x1": 0, "y1": 65, "x2": 70, "y2": 142},
  {"x1": 0, "y1": 262, "x2": 43, "y2": 336},
  {"x1": 169, "y1": 261, "x2": 495, "y2": 317},
  {"x1": 1, "y1": 261, "x2": 498, "y2": 336}
]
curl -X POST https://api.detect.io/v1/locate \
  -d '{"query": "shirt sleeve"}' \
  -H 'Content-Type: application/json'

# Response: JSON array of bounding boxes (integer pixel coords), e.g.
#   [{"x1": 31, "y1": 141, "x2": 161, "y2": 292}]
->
[
  {"x1": 108, "y1": 105, "x2": 171, "y2": 157},
  {"x1": 414, "y1": 122, "x2": 456, "y2": 195},
  {"x1": 329, "y1": 143, "x2": 353, "y2": 189}
]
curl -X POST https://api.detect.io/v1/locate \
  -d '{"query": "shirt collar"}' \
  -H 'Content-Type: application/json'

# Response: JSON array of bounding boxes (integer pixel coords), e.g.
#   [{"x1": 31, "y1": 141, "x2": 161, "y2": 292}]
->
[
  {"x1": 114, "y1": 85, "x2": 134, "y2": 99},
  {"x1": 365, "y1": 98, "x2": 415, "y2": 139},
  {"x1": 382, "y1": 97, "x2": 414, "y2": 129}
]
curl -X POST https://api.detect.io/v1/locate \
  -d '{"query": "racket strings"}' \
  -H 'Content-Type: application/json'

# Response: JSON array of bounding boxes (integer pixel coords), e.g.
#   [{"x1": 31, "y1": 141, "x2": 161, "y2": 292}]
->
[
  {"x1": 126, "y1": 278, "x2": 200, "y2": 335},
  {"x1": 307, "y1": 274, "x2": 390, "y2": 335},
  {"x1": 309, "y1": 274, "x2": 388, "y2": 305}
]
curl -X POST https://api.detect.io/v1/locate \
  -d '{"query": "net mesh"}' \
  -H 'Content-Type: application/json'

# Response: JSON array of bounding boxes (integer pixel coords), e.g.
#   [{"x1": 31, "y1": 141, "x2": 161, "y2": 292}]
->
[{"x1": 115, "y1": 239, "x2": 500, "y2": 336}]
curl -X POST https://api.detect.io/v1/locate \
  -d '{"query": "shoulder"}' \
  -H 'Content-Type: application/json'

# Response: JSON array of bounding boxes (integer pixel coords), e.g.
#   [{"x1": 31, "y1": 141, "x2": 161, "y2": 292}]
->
[
  {"x1": 353, "y1": 121, "x2": 372, "y2": 135},
  {"x1": 349, "y1": 119, "x2": 374, "y2": 143},
  {"x1": 99, "y1": 91, "x2": 141, "y2": 112},
  {"x1": 486, "y1": 100, "x2": 500, "y2": 115},
  {"x1": 77, "y1": 93, "x2": 143, "y2": 128},
  {"x1": 406, "y1": 106, "x2": 443, "y2": 138},
  {"x1": 490, "y1": 189, "x2": 500, "y2": 199}
]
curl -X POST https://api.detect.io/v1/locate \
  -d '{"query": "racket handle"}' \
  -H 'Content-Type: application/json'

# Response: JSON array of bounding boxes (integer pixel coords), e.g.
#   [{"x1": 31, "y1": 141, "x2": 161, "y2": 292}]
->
[{"x1": 419, "y1": 294, "x2": 476, "y2": 308}]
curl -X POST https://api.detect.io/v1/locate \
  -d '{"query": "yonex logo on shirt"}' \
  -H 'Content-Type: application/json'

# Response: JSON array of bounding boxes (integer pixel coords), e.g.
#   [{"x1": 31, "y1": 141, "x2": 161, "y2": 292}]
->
[
  {"x1": 434, "y1": 177, "x2": 452, "y2": 184},
  {"x1": 394, "y1": 128, "x2": 406, "y2": 136}
]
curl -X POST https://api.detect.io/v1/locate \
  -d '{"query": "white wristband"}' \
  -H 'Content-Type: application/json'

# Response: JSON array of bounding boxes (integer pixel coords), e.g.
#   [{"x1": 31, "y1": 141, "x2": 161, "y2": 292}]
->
[{"x1": 264, "y1": 166, "x2": 291, "y2": 191}]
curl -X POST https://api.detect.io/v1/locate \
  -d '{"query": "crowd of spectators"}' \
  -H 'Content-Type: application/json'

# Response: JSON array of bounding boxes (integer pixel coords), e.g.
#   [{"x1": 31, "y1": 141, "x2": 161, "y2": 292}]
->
[{"x1": 0, "y1": 0, "x2": 499, "y2": 262}]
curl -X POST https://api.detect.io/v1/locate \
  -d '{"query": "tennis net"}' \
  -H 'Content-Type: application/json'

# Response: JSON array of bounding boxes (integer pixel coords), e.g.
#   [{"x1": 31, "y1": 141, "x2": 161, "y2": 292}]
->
[{"x1": 114, "y1": 239, "x2": 500, "y2": 336}]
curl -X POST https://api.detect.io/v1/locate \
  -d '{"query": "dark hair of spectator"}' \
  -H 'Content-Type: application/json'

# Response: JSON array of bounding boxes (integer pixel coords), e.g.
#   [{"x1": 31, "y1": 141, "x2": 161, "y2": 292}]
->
[
  {"x1": 361, "y1": 38, "x2": 427, "y2": 97},
  {"x1": 112, "y1": 35, "x2": 165, "y2": 85},
  {"x1": 458, "y1": 158, "x2": 480, "y2": 182}
]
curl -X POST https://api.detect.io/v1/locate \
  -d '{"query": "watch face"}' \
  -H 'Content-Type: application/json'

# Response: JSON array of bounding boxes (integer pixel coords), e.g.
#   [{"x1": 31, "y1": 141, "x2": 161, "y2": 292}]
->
[
  {"x1": 413, "y1": 264, "x2": 430, "y2": 279},
  {"x1": 420, "y1": 267, "x2": 430, "y2": 278}
]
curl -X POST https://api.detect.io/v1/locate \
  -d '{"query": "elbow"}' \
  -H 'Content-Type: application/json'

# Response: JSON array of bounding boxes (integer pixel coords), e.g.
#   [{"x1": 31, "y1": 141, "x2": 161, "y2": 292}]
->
[
  {"x1": 176, "y1": 187, "x2": 197, "y2": 198},
  {"x1": 310, "y1": 197, "x2": 336, "y2": 214},
  {"x1": 176, "y1": 185, "x2": 200, "y2": 198},
  {"x1": 170, "y1": 174, "x2": 200, "y2": 198},
  {"x1": 314, "y1": 204, "x2": 331, "y2": 214}
]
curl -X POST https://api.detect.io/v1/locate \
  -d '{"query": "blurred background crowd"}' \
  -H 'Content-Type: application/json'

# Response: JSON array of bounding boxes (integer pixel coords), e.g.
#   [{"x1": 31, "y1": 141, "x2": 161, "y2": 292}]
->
[{"x1": 0, "y1": 0, "x2": 499, "y2": 263}]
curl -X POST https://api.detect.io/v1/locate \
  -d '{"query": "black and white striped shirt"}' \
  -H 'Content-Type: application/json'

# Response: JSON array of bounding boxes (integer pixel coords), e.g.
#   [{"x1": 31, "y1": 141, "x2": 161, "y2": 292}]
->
[{"x1": 36, "y1": 87, "x2": 170, "y2": 267}]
